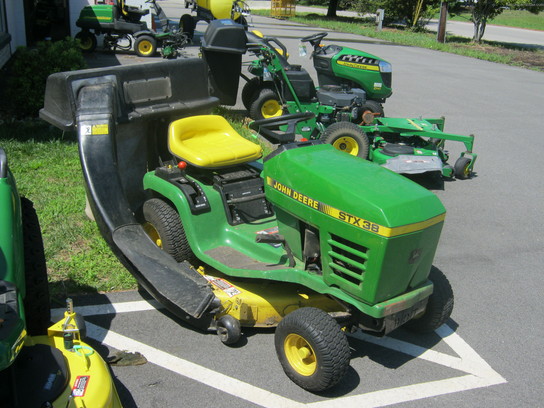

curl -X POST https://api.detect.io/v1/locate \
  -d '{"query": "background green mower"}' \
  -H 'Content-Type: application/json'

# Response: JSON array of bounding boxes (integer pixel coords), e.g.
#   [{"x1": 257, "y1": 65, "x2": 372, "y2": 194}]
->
[
  {"x1": 75, "y1": 0, "x2": 189, "y2": 58},
  {"x1": 241, "y1": 31, "x2": 392, "y2": 122}
]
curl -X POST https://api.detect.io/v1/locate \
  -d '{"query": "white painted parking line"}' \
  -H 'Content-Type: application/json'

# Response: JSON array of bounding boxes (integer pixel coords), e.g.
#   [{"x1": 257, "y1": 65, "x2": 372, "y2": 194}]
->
[{"x1": 54, "y1": 301, "x2": 507, "y2": 407}]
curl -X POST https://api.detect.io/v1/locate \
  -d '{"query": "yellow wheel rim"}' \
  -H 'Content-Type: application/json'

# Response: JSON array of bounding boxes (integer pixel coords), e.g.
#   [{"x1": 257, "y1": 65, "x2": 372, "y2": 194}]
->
[
  {"x1": 261, "y1": 99, "x2": 282, "y2": 118},
  {"x1": 143, "y1": 222, "x2": 162, "y2": 248},
  {"x1": 138, "y1": 40, "x2": 154, "y2": 56},
  {"x1": 284, "y1": 333, "x2": 317, "y2": 376},
  {"x1": 80, "y1": 38, "x2": 92, "y2": 50},
  {"x1": 332, "y1": 136, "x2": 359, "y2": 156}
]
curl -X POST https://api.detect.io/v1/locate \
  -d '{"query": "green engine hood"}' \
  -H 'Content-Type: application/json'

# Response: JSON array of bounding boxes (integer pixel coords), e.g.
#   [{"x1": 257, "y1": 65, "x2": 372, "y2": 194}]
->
[{"x1": 264, "y1": 144, "x2": 445, "y2": 231}]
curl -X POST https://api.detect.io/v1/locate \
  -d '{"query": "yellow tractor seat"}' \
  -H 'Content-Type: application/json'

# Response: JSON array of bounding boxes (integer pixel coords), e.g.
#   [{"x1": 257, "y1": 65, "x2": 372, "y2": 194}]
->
[{"x1": 168, "y1": 115, "x2": 262, "y2": 168}]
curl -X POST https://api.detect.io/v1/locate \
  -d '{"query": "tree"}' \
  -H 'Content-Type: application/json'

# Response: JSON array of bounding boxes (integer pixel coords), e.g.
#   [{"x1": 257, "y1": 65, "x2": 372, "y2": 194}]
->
[
  {"x1": 467, "y1": 0, "x2": 543, "y2": 42},
  {"x1": 327, "y1": 0, "x2": 340, "y2": 16}
]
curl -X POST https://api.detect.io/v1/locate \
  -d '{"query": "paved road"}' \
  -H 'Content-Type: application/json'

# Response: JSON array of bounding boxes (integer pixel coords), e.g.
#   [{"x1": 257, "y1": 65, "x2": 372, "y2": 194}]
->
[
  {"x1": 244, "y1": 0, "x2": 544, "y2": 48},
  {"x1": 75, "y1": 10, "x2": 544, "y2": 408}
]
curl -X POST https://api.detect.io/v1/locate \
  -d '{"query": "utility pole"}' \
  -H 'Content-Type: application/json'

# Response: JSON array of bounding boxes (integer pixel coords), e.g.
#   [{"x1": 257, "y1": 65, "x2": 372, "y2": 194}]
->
[{"x1": 437, "y1": 1, "x2": 448, "y2": 43}]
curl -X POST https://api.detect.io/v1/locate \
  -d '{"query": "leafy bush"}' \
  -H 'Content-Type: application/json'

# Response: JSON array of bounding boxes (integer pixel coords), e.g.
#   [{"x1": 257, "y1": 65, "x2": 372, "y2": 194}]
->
[{"x1": 4, "y1": 37, "x2": 87, "y2": 119}]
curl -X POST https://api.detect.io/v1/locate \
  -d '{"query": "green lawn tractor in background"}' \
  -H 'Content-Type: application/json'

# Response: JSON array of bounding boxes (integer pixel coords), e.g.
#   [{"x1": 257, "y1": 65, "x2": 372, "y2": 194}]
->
[
  {"x1": 179, "y1": 0, "x2": 250, "y2": 39},
  {"x1": 242, "y1": 31, "x2": 392, "y2": 122},
  {"x1": 0, "y1": 148, "x2": 122, "y2": 407},
  {"x1": 40, "y1": 34, "x2": 454, "y2": 391},
  {"x1": 75, "y1": 0, "x2": 189, "y2": 58}
]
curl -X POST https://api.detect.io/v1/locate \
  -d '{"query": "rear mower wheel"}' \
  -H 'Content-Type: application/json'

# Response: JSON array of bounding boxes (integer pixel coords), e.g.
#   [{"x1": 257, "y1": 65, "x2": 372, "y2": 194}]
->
[
  {"x1": 322, "y1": 122, "x2": 369, "y2": 159},
  {"x1": 142, "y1": 198, "x2": 192, "y2": 262},
  {"x1": 404, "y1": 266, "x2": 454, "y2": 333},
  {"x1": 274, "y1": 307, "x2": 350, "y2": 392},
  {"x1": 249, "y1": 88, "x2": 284, "y2": 121},
  {"x1": 216, "y1": 315, "x2": 242, "y2": 345}
]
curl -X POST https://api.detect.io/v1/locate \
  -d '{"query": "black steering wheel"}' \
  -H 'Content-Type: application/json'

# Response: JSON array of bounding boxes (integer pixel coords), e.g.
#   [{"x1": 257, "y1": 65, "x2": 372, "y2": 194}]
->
[
  {"x1": 301, "y1": 32, "x2": 328, "y2": 49},
  {"x1": 250, "y1": 112, "x2": 315, "y2": 145}
]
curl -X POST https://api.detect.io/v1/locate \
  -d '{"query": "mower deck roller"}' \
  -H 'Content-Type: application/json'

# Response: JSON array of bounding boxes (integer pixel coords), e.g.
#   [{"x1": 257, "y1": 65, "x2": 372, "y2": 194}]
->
[{"x1": 40, "y1": 59, "x2": 219, "y2": 326}]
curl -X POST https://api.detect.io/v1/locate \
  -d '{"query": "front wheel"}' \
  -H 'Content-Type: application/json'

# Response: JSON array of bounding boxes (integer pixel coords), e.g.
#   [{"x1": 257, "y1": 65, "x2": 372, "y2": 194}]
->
[
  {"x1": 134, "y1": 35, "x2": 157, "y2": 57},
  {"x1": 404, "y1": 266, "x2": 454, "y2": 333},
  {"x1": 275, "y1": 307, "x2": 350, "y2": 392},
  {"x1": 75, "y1": 31, "x2": 97, "y2": 53},
  {"x1": 321, "y1": 121, "x2": 369, "y2": 159},
  {"x1": 454, "y1": 156, "x2": 472, "y2": 179},
  {"x1": 249, "y1": 88, "x2": 284, "y2": 121}
]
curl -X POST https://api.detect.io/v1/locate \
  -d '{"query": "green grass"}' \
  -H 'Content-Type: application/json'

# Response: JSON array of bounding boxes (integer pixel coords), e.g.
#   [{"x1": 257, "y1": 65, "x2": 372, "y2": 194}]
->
[
  {"x1": 0, "y1": 121, "x2": 136, "y2": 301},
  {"x1": 253, "y1": 10, "x2": 543, "y2": 71},
  {"x1": 446, "y1": 10, "x2": 544, "y2": 31}
]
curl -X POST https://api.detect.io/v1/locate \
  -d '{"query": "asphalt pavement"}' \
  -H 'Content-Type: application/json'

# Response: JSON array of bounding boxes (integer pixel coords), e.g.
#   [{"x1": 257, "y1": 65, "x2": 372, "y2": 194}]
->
[{"x1": 71, "y1": 9, "x2": 544, "y2": 408}]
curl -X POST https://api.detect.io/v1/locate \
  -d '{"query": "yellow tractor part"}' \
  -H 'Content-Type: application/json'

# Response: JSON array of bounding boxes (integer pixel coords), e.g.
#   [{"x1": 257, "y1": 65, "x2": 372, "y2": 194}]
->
[
  {"x1": 197, "y1": 267, "x2": 344, "y2": 327},
  {"x1": 23, "y1": 304, "x2": 123, "y2": 408}
]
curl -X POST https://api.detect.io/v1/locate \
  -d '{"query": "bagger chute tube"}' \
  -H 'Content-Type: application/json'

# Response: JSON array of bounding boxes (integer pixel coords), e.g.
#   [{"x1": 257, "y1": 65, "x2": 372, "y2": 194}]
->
[{"x1": 40, "y1": 57, "x2": 453, "y2": 392}]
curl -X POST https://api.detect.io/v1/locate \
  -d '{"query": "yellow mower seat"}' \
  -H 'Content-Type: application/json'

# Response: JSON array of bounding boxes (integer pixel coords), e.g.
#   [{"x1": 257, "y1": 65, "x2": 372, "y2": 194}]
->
[{"x1": 168, "y1": 115, "x2": 262, "y2": 168}]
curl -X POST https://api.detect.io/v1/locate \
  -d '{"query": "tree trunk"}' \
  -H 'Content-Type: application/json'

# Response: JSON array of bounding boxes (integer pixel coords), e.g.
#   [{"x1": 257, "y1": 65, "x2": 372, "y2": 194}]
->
[
  {"x1": 327, "y1": 0, "x2": 339, "y2": 17},
  {"x1": 472, "y1": 19, "x2": 487, "y2": 43}
]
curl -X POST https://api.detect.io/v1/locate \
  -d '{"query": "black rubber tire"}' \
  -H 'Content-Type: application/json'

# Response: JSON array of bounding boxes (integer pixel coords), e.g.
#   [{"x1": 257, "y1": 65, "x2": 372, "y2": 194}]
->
[
  {"x1": 216, "y1": 315, "x2": 242, "y2": 345},
  {"x1": 274, "y1": 307, "x2": 350, "y2": 392},
  {"x1": 142, "y1": 198, "x2": 192, "y2": 262},
  {"x1": 134, "y1": 35, "x2": 157, "y2": 57},
  {"x1": 241, "y1": 77, "x2": 262, "y2": 111},
  {"x1": 358, "y1": 99, "x2": 384, "y2": 124},
  {"x1": 404, "y1": 266, "x2": 454, "y2": 333},
  {"x1": 235, "y1": 15, "x2": 248, "y2": 30},
  {"x1": 322, "y1": 121, "x2": 370, "y2": 159},
  {"x1": 75, "y1": 31, "x2": 97, "y2": 53},
  {"x1": 179, "y1": 14, "x2": 195, "y2": 39},
  {"x1": 21, "y1": 197, "x2": 51, "y2": 336},
  {"x1": 249, "y1": 88, "x2": 283, "y2": 121},
  {"x1": 454, "y1": 156, "x2": 472, "y2": 180}
]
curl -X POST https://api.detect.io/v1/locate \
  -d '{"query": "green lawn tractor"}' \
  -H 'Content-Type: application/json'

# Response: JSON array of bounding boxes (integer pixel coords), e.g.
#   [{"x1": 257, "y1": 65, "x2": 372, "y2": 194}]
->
[
  {"x1": 40, "y1": 54, "x2": 454, "y2": 392},
  {"x1": 234, "y1": 32, "x2": 476, "y2": 180},
  {"x1": 179, "y1": 0, "x2": 250, "y2": 39},
  {"x1": 242, "y1": 31, "x2": 392, "y2": 122},
  {"x1": 75, "y1": 0, "x2": 189, "y2": 58},
  {"x1": 0, "y1": 148, "x2": 122, "y2": 407}
]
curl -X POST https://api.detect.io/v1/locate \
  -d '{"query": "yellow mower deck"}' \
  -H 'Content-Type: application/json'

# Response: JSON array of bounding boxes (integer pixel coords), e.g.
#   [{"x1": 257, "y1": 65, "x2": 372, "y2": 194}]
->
[{"x1": 197, "y1": 267, "x2": 345, "y2": 327}]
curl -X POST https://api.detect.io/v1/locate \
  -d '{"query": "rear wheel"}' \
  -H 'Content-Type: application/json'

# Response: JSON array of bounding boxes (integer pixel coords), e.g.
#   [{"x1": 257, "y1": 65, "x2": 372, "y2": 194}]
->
[
  {"x1": 275, "y1": 307, "x2": 350, "y2": 392},
  {"x1": 75, "y1": 31, "x2": 97, "y2": 53},
  {"x1": 322, "y1": 121, "x2": 369, "y2": 159},
  {"x1": 241, "y1": 77, "x2": 262, "y2": 111},
  {"x1": 404, "y1": 266, "x2": 454, "y2": 333},
  {"x1": 134, "y1": 35, "x2": 157, "y2": 57},
  {"x1": 358, "y1": 100, "x2": 384, "y2": 124},
  {"x1": 454, "y1": 156, "x2": 472, "y2": 179},
  {"x1": 143, "y1": 198, "x2": 192, "y2": 262},
  {"x1": 180, "y1": 14, "x2": 195, "y2": 39},
  {"x1": 21, "y1": 197, "x2": 50, "y2": 335},
  {"x1": 249, "y1": 88, "x2": 283, "y2": 121}
]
